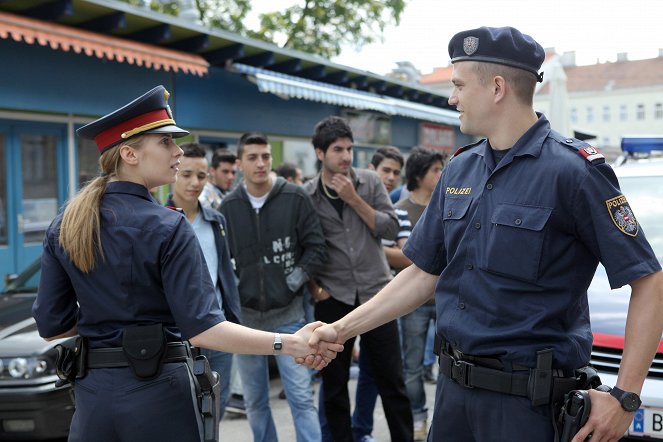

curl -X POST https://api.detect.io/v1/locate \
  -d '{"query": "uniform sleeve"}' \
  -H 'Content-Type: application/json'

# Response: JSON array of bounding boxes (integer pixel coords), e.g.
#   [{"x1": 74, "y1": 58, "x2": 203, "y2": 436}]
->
[
  {"x1": 160, "y1": 217, "x2": 226, "y2": 339},
  {"x1": 402, "y1": 176, "x2": 447, "y2": 275},
  {"x1": 370, "y1": 173, "x2": 399, "y2": 240},
  {"x1": 32, "y1": 226, "x2": 79, "y2": 338},
  {"x1": 573, "y1": 163, "x2": 661, "y2": 288}
]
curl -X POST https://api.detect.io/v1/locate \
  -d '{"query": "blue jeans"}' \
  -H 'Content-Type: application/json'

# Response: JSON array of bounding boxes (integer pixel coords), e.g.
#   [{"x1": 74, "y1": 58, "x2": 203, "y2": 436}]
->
[
  {"x1": 351, "y1": 347, "x2": 379, "y2": 440},
  {"x1": 401, "y1": 304, "x2": 436, "y2": 422},
  {"x1": 424, "y1": 321, "x2": 437, "y2": 366},
  {"x1": 200, "y1": 348, "x2": 233, "y2": 421},
  {"x1": 237, "y1": 319, "x2": 321, "y2": 442}
]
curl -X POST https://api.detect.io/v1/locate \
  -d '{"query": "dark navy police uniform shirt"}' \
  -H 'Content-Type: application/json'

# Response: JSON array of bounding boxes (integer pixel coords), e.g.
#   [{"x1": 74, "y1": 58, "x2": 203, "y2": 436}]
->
[
  {"x1": 403, "y1": 115, "x2": 660, "y2": 370},
  {"x1": 33, "y1": 181, "x2": 226, "y2": 348}
]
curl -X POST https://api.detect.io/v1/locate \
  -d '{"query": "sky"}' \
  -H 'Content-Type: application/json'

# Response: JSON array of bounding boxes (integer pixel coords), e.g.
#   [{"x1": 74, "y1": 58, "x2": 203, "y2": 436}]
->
[{"x1": 249, "y1": 0, "x2": 663, "y2": 76}]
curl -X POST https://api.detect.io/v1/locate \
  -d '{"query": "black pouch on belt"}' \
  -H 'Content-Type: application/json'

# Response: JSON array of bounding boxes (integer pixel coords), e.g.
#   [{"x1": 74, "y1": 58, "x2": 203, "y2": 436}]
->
[{"x1": 122, "y1": 324, "x2": 167, "y2": 380}]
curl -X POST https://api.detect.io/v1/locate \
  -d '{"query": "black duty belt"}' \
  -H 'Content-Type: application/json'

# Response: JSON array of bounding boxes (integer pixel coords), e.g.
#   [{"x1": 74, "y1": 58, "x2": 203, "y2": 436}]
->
[
  {"x1": 87, "y1": 342, "x2": 191, "y2": 369},
  {"x1": 439, "y1": 351, "x2": 580, "y2": 405}
]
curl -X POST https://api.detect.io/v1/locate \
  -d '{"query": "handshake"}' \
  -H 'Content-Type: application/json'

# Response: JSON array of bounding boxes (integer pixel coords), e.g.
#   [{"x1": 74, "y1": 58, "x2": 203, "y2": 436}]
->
[{"x1": 291, "y1": 321, "x2": 343, "y2": 370}]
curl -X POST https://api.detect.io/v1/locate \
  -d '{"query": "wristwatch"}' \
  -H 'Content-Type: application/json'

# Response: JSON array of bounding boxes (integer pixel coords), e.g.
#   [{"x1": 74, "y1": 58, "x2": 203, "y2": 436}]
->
[
  {"x1": 273, "y1": 333, "x2": 282, "y2": 356},
  {"x1": 609, "y1": 386, "x2": 642, "y2": 412}
]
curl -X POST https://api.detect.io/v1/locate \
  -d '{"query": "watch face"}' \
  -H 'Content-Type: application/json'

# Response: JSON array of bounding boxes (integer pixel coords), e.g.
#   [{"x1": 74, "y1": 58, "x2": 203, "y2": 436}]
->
[
  {"x1": 622, "y1": 392, "x2": 641, "y2": 412},
  {"x1": 274, "y1": 343, "x2": 283, "y2": 350}
]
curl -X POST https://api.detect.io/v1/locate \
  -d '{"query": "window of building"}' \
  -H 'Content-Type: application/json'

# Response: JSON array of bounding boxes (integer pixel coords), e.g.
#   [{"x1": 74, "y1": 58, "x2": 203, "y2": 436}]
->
[
  {"x1": 619, "y1": 105, "x2": 628, "y2": 121},
  {"x1": 655, "y1": 103, "x2": 663, "y2": 120},
  {"x1": 586, "y1": 107, "x2": 594, "y2": 123},
  {"x1": 570, "y1": 107, "x2": 578, "y2": 124},
  {"x1": 602, "y1": 106, "x2": 610, "y2": 122},
  {"x1": 637, "y1": 104, "x2": 645, "y2": 120}
]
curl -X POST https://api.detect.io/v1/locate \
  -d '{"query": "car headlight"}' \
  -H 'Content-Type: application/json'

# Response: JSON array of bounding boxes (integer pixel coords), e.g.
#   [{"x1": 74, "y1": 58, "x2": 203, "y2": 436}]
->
[{"x1": 1, "y1": 357, "x2": 53, "y2": 379}]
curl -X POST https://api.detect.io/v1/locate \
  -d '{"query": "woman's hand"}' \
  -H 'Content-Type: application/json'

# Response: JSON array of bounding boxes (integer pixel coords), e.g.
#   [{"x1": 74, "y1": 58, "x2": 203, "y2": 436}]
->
[{"x1": 289, "y1": 321, "x2": 343, "y2": 370}]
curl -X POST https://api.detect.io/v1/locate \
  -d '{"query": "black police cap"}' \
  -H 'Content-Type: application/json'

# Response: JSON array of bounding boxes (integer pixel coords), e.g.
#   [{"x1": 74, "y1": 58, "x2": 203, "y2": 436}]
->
[
  {"x1": 77, "y1": 85, "x2": 189, "y2": 154},
  {"x1": 448, "y1": 26, "x2": 545, "y2": 82}
]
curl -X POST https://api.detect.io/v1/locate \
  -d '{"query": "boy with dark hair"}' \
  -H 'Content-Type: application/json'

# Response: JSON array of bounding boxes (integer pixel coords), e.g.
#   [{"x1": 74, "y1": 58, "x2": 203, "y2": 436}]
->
[
  {"x1": 305, "y1": 116, "x2": 413, "y2": 442},
  {"x1": 221, "y1": 132, "x2": 327, "y2": 442},
  {"x1": 200, "y1": 147, "x2": 238, "y2": 210},
  {"x1": 395, "y1": 146, "x2": 444, "y2": 440},
  {"x1": 166, "y1": 142, "x2": 242, "y2": 421}
]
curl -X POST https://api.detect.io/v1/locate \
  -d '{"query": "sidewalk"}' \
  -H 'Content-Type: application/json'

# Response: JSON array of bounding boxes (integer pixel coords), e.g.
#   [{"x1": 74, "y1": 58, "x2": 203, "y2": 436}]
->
[{"x1": 219, "y1": 368, "x2": 438, "y2": 440}]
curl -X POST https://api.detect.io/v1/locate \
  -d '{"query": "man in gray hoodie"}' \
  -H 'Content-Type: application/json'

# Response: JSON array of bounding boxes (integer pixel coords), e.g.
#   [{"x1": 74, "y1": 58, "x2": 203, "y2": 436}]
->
[{"x1": 220, "y1": 132, "x2": 327, "y2": 442}]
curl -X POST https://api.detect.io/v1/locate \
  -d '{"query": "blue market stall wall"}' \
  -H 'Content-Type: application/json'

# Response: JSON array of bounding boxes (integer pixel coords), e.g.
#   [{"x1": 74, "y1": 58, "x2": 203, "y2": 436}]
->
[{"x1": 0, "y1": 38, "x2": 462, "y2": 272}]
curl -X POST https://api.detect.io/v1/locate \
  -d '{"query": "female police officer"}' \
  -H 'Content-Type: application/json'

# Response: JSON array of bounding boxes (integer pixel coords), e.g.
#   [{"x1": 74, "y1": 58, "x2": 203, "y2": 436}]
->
[{"x1": 32, "y1": 86, "x2": 341, "y2": 442}]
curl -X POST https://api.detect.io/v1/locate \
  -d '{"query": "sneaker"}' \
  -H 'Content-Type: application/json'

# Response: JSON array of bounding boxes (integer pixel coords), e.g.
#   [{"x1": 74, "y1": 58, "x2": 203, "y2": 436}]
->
[
  {"x1": 278, "y1": 388, "x2": 287, "y2": 400},
  {"x1": 225, "y1": 394, "x2": 247, "y2": 416},
  {"x1": 358, "y1": 435, "x2": 377, "y2": 442},
  {"x1": 414, "y1": 419, "x2": 428, "y2": 441}
]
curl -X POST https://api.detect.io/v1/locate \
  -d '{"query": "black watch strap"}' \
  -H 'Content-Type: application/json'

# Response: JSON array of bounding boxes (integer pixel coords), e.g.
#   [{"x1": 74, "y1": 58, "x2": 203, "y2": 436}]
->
[{"x1": 610, "y1": 386, "x2": 642, "y2": 412}]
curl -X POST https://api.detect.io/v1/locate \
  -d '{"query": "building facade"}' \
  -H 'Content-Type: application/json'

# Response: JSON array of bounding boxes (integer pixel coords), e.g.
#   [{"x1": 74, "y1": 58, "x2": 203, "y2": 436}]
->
[{"x1": 0, "y1": 0, "x2": 467, "y2": 273}]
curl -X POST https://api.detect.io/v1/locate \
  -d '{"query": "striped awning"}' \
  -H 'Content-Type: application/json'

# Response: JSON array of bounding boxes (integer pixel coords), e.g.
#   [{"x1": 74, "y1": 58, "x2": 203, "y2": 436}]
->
[
  {"x1": 0, "y1": 11, "x2": 209, "y2": 76},
  {"x1": 231, "y1": 63, "x2": 459, "y2": 126}
]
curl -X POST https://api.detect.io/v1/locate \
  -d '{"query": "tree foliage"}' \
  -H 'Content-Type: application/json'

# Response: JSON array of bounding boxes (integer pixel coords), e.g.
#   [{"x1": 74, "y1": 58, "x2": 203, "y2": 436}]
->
[{"x1": 116, "y1": 0, "x2": 406, "y2": 59}]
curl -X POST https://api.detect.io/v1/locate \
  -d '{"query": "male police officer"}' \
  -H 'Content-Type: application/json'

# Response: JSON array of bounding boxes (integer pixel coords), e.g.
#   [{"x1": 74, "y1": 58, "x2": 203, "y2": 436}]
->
[{"x1": 309, "y1": 26, "x2": 663, "y2": 442}]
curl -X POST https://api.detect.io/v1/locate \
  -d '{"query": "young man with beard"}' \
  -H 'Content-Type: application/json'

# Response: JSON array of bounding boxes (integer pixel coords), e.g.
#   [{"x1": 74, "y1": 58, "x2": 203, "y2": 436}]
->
[
  {"x1": 220, "y1": 132, "x2": 327, "y2": 442},
  {"x1": 304, "y1": 117, "x2": 413, "y2": 442}
]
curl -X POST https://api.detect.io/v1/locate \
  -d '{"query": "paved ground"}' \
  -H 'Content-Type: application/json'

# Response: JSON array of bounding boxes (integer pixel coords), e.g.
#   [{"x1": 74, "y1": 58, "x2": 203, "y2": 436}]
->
[{"x1": 219, "y1": 367, "x2": 438, "y2": 441}]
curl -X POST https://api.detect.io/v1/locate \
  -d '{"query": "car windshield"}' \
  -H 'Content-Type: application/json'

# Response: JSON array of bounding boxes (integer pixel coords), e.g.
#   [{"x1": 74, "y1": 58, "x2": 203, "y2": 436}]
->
[{"x1": 619, "y1": 175, "x2": 663, "y2": 259}]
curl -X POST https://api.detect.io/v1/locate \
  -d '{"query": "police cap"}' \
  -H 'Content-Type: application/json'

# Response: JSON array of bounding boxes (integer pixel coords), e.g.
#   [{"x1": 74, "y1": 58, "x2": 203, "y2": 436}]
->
[
  {"x1": 77, "y1": 85, "x2": 189, "y2": 154},
  {"x1": 448, "y1": 26, "x2": 545, "y2": 82}
]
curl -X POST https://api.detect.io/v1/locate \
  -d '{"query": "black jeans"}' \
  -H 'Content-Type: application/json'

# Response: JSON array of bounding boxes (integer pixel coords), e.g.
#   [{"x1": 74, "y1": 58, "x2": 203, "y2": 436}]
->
[{"x1": 315, "y1": 296, "x2": 413, "y2": 442}]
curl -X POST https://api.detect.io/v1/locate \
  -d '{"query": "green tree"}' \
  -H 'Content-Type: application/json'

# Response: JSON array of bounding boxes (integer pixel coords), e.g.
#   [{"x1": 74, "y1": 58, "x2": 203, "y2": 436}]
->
[{"x1": 117, "y1": 0, "x2": 406, "y2": 58}]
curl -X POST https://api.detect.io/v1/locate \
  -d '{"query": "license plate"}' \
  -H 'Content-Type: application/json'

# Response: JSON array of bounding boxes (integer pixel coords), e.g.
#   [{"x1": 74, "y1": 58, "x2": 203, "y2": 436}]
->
[{"x1": 629, "y1": 407, "x2": 663, "y2": 438}]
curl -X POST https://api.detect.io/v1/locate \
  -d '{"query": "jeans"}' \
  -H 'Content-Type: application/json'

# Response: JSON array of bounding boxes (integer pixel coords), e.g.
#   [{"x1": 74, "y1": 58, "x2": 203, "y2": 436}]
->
[
  {"x1": 401, "y1": 304, "x2": 436, "y2": 422},
  {"x1": 424, "y1": 321, "x2": 437, "y2": 366},
  {"x1": 200, "y1": 348, "x2": 233, "y2": 421},
  {"x1": 351, "y1": 347, "x2": 379, "y2": 440},
  {"x1": 237, "y1": 318, "x2": 321, "y2": 442}
]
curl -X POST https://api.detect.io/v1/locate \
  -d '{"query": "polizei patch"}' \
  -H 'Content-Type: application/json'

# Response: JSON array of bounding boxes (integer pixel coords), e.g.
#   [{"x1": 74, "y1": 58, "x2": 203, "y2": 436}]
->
[{"x1": 605, "y1": 195, "x2": 638, "y2": 237}]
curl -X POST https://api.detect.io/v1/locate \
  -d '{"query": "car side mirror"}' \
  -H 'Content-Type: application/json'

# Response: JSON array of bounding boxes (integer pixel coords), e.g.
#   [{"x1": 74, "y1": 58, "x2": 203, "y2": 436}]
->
[{"x1": 3, "y1": 273, "x2": 18, "y2": 287}]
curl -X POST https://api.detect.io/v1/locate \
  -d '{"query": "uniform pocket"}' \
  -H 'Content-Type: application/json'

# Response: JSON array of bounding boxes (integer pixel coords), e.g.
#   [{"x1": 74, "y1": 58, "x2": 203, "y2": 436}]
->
[{"x1": 482, "y1": 203, "x2": 553, "y2": 282}]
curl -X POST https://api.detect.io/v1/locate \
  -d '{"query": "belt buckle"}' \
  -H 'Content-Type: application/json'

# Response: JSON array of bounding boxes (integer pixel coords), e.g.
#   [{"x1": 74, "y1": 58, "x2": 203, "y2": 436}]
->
[{"x1": 451, "y1": 357, "x2": 474, "y2": 388}]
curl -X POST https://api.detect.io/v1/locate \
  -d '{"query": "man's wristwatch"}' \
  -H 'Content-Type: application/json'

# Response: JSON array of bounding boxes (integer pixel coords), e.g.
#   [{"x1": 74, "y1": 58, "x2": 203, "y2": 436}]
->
[
  {"x1": 273, "y1": 333, "x2": 282, "y2": 356},
  {"x1": 610, "y1": 386, "x2": 642, "y2": 412}
]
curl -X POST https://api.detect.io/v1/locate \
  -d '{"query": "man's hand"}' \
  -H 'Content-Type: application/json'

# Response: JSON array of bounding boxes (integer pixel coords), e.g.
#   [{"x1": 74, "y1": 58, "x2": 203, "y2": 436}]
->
[
  {"x1": 330, "y1": 173, "x2": 358, "y2": 203},
  {"x1": 571, "y1": 389, "x2": 635, "y2": 442},
  {"x1": 293, "y1": 321, "x2": 344, "y2": 370}
]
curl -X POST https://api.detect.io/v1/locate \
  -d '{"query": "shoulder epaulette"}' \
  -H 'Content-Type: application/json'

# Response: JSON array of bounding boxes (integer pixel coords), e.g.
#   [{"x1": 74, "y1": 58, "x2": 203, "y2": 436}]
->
[
  {"x1": 550, "y1": 132, "x2": 605, "y2": 165},
  {"x1": 453, "y1": 139, "x2": 485, "y2": 158}
]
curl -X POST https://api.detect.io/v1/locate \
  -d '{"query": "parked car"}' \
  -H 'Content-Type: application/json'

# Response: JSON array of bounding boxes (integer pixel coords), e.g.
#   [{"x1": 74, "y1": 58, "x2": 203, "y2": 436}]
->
[
  {"x1": 589, "y1": 155, "x2": 663, "y2": 440},
  {"x1": 0, "y1": 258, "x2": 74, "y2": 440}
]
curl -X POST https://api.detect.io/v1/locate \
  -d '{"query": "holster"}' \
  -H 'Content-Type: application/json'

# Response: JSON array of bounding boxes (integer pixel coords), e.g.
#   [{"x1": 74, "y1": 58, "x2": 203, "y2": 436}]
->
[
  {"x1": 192, "y1": 355, "x2": 220, "y2": 442},
  {"x1": 54, "y1": 337, "x2": 87, "y2": 387},
  {"x1": 122, "y1": 324, "x2": 167, "y2": 380},
  {"x1": 557, "y1": 390, "x2": 591, "y2": 442}
]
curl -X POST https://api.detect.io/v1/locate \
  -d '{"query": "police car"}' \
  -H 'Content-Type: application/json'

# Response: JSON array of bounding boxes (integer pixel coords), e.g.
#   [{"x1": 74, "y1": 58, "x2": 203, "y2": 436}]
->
[
  {"x1": 0, "y1": 259, "x2": 74, "y2": 440},
  {"x1": 588, "y1": 136, "x2": 663, "y2": 440}
]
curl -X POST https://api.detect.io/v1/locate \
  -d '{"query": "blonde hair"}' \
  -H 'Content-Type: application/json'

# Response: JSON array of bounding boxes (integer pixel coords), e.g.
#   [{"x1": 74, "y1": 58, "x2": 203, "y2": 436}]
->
[
  {"x1": 472, "y1": 62, "x2": 537, "y2": 106},
  {"x1": 58, "y1": 136, "x2": 145, "y2": 272}
]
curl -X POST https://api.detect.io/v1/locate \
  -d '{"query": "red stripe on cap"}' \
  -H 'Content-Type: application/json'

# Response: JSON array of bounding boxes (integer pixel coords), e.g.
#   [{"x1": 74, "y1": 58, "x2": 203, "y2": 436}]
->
[
  {"x1": 593, "y1": 332, "x2": 663, "y2": 353},
  {"x1": 94, "y1": 109, "x2": 171, "y2": 152}
]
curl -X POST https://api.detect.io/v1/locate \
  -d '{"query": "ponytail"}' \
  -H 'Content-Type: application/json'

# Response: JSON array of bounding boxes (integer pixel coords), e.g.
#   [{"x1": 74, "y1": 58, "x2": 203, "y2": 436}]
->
[{"x1": 58, "y1": 136, "x2": 144, "y2": 272}]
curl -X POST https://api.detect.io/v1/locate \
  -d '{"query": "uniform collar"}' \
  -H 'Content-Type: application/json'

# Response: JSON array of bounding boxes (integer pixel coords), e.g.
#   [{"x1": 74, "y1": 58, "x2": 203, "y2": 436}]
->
[
  {"x1": 105, "y1": 181, "x2": 155, "y2": 202},
  {"x1": 476, "y1": 113, "x2": 551, "y2": 171}
]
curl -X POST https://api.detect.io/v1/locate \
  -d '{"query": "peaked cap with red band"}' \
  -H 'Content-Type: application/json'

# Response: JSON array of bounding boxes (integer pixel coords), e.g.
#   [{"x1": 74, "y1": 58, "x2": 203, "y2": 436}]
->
[{"x1": 77, "y1": 85, "x2": 189, "y2": 153}]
